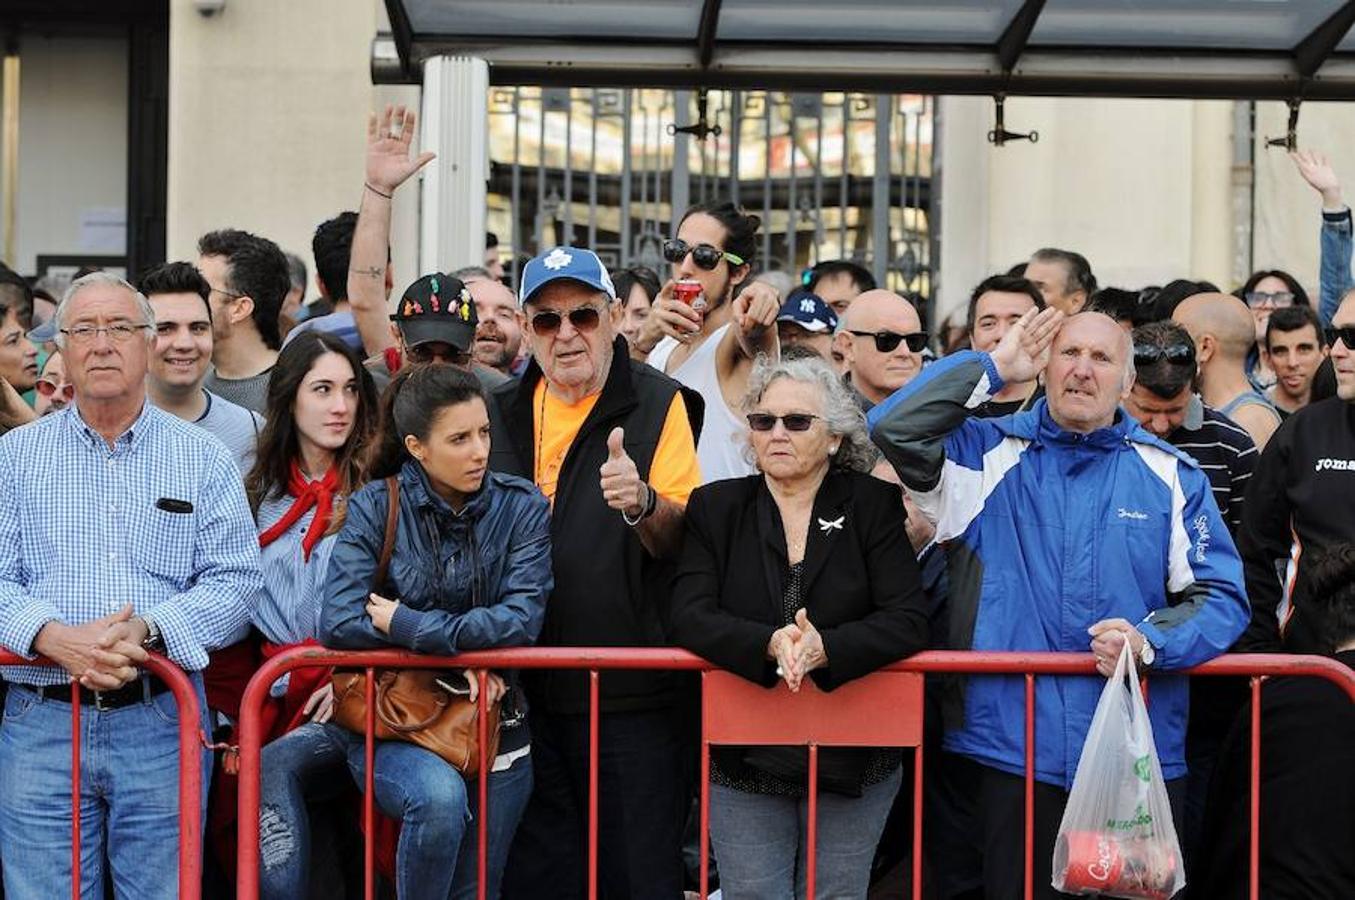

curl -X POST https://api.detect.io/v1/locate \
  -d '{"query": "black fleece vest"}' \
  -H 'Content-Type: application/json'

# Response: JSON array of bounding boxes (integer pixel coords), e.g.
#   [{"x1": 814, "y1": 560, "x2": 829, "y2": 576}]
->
[{"x1": 487, "y1": 337, "x2": 704, "y2": 714}]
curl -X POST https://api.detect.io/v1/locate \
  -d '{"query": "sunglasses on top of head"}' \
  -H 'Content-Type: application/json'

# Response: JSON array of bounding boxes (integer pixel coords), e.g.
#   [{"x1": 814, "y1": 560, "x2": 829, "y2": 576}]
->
[
  {"x1": 662, "y1": 239, "x2": 745, "y2": 271},
  {"x1": 1324, "y1": 325, "x2": 1355, "y2": 350},
  {"x1": 528, "y1": 305, "x2": 605, "y2": 337},
  {"x1": 1132, "y1": 342, "x2": 1196, "y2": 367},
  {"x1": 847, "y1": 330, "x2": 929, "y2": 354}
]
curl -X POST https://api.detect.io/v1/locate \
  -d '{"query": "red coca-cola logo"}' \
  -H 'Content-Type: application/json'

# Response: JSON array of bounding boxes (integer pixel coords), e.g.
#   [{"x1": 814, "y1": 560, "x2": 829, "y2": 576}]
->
[{"x1": 1085, "y1": 835, "x2": 1115, "y2": 883}]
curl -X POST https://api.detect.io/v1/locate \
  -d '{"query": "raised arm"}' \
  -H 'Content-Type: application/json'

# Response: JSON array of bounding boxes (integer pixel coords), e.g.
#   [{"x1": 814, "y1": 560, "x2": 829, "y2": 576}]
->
[
  {"x1": 1292, "y1": 149, "x2": 1351, "y2": 327},
  {"x1": 348, "y1": 105, "x2": 436, "y2": 356}
]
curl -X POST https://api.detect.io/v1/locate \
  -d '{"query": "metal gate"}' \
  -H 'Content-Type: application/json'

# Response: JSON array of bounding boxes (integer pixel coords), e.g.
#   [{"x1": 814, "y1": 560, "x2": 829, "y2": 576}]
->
[{"x1": 484, "y1": 88, "x2": 935, "y2": 322}]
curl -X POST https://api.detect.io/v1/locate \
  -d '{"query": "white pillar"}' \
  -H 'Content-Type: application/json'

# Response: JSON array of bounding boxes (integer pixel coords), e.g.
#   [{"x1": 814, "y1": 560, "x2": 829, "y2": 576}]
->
[
  {"x1": 934, "y1": 95, "x2": 991, "y2": 326},
  {"x1": 419, "y1": 55, "x2": 489, "y2": 275}
]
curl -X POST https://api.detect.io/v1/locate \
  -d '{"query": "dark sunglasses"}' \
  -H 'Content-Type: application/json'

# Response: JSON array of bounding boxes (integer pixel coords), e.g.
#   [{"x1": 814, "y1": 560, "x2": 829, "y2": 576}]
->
[
  {"x1": 847, "y1": 330, "x2": 929, "y2": 354},
  {"x1": 1324, "y1": 325, "x2": 1355, "y2": 350},
  {"x1": 662, "y1": 239, "x2": 745, "y2": 271},
  {"x1": 529, "y1": 305, "x2": 604, "y2": 337},
  {"x1": 1244, "y1": 290, "x2": 1295, "y2": 308},
  {"x1": 1132, "y1": 342, "x2": 1196, "y2": 367},
  {"x1": 406, "y1": 343, "x2": 470, "y2": 366},
  {"x1": 746, "y1": 412, "x2": 820, "y2": 432}
]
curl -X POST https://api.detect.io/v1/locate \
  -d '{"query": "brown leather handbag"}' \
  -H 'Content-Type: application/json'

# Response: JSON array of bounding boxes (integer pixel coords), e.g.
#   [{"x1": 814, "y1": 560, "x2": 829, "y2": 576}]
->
[{"x1": 332, "y1": 476, "x2": 501, "y2": 776}]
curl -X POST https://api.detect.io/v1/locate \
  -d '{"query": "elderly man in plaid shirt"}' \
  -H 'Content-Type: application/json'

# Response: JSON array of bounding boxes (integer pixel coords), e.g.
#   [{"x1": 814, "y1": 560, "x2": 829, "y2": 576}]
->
[{"x1": 0, "y1": 272, "x2": 261, "y2": 899}]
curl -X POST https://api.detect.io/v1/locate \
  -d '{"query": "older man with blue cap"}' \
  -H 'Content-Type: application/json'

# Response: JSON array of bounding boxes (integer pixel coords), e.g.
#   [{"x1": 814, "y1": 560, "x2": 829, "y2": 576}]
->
[{"x1": 491, "y1": 246, "x2": 704, "y2": 900}]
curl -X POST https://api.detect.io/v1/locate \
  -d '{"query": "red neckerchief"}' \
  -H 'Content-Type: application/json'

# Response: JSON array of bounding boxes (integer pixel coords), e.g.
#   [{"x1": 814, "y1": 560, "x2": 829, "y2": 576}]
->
[{"x1": 257, "y1": 461, "x2": 340, "y2": 561}]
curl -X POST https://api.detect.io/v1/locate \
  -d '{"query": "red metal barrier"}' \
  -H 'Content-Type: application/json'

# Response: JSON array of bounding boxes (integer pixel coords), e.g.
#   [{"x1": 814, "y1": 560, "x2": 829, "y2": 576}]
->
[
  {"x1": 234, "y1": 648, "x2": 1355, "y2": 900},
  {"x1": 0, "y1": 650, "x2": 206, "y2": 900}
]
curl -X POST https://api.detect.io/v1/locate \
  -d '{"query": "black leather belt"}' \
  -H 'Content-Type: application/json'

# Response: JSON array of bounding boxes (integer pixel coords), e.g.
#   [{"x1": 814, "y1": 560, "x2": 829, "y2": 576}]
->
[{"x1": 23, "y1": 676, "x2": 170, "y2": 711}]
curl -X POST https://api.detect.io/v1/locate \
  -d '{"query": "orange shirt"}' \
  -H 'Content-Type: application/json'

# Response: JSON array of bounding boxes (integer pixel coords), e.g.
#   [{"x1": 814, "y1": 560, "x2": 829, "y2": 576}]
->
[{"x1": 531, "y1": 379, "x2": 701, "y2": 507}]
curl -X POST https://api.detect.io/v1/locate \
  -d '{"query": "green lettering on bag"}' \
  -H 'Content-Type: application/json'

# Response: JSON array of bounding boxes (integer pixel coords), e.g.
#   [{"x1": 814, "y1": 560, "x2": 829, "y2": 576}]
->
[
  {"x1": 1133, "y1": 755, "x2": 1153, "y2": 783},
  {"x1": 1105, "y1": 803, "x2": 1154, "y2": 832}
]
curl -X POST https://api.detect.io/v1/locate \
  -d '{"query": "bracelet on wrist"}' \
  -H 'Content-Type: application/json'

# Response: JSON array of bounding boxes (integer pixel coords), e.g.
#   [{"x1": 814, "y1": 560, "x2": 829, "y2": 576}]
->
[
  {"x1": 364, "y1": 182, "x2": 394, "y2": 200},
  {"x1": 621, "y1": 482, "x2": 657, "y2": 526}
]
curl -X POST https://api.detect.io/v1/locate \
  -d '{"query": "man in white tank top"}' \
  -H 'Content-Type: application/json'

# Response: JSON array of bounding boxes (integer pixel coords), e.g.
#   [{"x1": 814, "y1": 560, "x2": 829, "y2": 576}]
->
[{"x1": 633, "y1": 201, "x2": 782, "y2": 483}]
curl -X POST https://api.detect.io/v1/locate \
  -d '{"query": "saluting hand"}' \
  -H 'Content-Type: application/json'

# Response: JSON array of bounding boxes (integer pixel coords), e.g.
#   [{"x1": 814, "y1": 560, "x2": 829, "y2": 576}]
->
[
  {"x1": 989, "y1": 306, "x2": 1063, "y2": 386},
  {"x1": 599, "y1": 427, "x2": 647, "y2": 519}
]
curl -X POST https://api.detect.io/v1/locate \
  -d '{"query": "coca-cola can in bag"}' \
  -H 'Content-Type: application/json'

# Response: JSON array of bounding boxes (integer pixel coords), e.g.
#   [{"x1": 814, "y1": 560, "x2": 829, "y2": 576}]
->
[
  {"x1": 1059, "y1": 831, "x2": 1178, "y2": 900},
  {"x1": 1061, "y1": 831, "x2": 1126, "y2": 894}
]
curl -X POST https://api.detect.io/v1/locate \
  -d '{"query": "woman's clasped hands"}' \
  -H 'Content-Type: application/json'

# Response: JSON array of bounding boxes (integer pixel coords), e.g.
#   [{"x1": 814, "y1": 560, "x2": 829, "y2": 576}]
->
[{"x1": 766, "y1": 608, "x2": 829, "y2": 693}]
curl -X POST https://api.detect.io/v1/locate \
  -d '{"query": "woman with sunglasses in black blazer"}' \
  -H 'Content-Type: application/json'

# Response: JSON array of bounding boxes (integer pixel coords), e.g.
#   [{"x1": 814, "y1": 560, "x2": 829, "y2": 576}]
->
[{"x1": 671, "y1": 354, "x2": 930, "y2": 899}]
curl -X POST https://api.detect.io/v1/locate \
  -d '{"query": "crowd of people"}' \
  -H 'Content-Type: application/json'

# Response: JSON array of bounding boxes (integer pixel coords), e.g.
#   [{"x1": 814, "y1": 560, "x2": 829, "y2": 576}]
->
[{"x1": 0, "y1": 105, "x2": 1351, "y2": 900}]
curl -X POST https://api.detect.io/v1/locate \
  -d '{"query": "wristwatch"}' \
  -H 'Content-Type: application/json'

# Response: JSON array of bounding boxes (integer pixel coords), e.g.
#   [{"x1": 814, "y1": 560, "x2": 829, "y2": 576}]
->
[
  {"x1": 138, "y1": 615, "x2": 166, "y2": 654},
  {"x1": 1138, "y1": 640, "x2": 1156, "y2": 668}
]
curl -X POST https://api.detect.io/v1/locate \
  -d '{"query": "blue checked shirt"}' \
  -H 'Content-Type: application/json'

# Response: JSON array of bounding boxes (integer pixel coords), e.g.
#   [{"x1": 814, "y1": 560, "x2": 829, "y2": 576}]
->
[{"x1": 0, "y1": 403, "x2": 262, "y2": 686}]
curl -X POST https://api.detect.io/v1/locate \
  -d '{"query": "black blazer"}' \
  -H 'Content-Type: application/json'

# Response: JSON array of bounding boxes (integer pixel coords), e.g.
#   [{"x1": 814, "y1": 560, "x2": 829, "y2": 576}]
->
[{"x1": 671, "y1": 469, "x2": 930, "y2": 692}]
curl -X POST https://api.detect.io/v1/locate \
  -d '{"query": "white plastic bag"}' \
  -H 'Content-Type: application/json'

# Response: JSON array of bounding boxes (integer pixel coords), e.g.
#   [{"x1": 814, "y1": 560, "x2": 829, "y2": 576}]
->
[{"x1": 1052, "y1": 642, "x2": 1185, "y2": 899}]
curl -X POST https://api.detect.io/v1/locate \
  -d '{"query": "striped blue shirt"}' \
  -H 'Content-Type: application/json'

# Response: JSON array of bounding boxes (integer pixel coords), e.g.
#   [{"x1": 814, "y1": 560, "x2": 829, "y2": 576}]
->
[
  {"x1": 251, "y1": 492, "x2": 340, "y2": 645},
  {"x1": 0, "y1": 402, "x2": 262, "y2": 686}
]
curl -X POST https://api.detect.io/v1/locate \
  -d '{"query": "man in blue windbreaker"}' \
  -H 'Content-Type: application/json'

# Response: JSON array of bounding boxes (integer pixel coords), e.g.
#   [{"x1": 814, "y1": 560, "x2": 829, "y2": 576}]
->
[{"x1": 869, "y1": 308, "x2": 1248, "y2": 900}]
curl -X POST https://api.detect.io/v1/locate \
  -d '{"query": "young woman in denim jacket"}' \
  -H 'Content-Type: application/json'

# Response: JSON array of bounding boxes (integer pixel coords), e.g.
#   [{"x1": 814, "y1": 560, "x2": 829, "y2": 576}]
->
[{"x1": 258, "y1": 364, "x2": 552, "y2": 900}]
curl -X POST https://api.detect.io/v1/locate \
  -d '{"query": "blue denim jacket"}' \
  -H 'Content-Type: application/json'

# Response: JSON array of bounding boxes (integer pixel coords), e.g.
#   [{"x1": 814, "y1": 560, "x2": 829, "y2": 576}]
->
[
  {"x1": 321, "y1": 461, "x2": 552, "y2": 655},
  {"x1": 1319, "y1": 207, "x2": 1351, "y2": 327}
]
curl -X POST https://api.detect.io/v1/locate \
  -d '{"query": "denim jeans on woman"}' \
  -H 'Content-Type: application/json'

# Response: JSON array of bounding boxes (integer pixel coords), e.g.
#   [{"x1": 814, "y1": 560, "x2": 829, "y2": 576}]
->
[
  {"x1": 258, "y1": 721, "x2": 532, "y2": 900},
  {"x1": 707, "y1": 766, "x2": 901, "y2": 900},
  {"x1": 0, "y1": 676, "x2": 212, "y2": 900}
]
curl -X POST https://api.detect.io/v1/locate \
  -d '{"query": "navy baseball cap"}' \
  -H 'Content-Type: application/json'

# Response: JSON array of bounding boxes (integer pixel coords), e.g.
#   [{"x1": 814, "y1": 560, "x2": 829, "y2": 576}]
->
[
  {"x1": 390, "y1": 273, "x2": 478, "y2": 351},
  {"x1": 776, "y1": 291, "x2": 838, "y2": 334},
  {"x1": 519, "y1": 247, "x2": 616, "y2": 307}
]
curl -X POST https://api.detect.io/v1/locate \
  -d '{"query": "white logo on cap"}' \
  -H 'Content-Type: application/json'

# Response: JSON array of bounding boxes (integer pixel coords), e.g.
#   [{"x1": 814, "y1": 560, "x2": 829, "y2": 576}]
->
[
  {"x1": 543, "y1": 248, "x2": 573, "y2": 271},
  {"x1": 799, "y1": 298, "x2": 817, "y2": 314}
]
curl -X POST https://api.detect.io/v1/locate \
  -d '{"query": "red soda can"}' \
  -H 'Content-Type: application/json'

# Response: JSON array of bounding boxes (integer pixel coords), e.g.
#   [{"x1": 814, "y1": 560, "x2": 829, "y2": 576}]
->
[
  {"x1": 1060, "y1": 831, "x2": 1125, "y2": 894},
  {"x1": 673, "y1": 279, "x2": 705, "y2": 312}
]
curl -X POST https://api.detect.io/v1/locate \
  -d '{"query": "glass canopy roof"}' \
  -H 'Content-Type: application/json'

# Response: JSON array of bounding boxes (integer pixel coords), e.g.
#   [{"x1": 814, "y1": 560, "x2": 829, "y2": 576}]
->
[{"x1": 380, "y1": 0, "x2": 1355, "y2": 98}]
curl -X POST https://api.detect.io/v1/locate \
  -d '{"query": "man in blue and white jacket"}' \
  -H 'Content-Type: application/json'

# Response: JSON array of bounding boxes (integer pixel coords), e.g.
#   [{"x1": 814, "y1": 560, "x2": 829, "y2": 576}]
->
[{"x1": 869, "y1": 308, "x2": 1249, "y2": 899}]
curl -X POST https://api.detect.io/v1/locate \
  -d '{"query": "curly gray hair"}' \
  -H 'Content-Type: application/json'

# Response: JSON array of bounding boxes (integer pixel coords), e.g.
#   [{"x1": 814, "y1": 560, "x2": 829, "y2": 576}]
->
[{"x1": 741, "y1": 354, "x2": 878, "y2": 474}]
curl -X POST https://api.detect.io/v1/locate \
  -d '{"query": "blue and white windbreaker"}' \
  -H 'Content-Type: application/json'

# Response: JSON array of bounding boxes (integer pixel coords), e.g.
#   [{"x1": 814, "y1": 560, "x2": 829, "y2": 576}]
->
[{"x1": 868, "y1": 351, "x2": 1249, "y2": 788}]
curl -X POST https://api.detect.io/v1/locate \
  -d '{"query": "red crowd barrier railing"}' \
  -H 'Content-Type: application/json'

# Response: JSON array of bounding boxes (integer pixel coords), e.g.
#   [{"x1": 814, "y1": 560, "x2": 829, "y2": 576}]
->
[
  {"x1": 0, "y1": 650, "x2": 206, "y2": 900},
  {"x1": 233, "y1": 647, "x2": 1355, "y2": 900}
]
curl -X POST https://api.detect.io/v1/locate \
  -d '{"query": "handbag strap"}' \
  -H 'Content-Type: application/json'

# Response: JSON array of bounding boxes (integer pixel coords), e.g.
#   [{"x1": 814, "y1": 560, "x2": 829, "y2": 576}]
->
[{"x1": 375, "y1": 475, "x2": 400, "y2": 593}]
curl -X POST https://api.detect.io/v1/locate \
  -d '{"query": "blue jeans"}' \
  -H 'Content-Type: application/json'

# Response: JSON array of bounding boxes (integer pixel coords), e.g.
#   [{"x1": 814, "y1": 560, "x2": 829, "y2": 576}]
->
[
  {"x1": 258, "y1": 721, "x2": 532, "y2": 900},
  {"x1": 708, "y1": 766, "x2": 902, "y2": 900},
  {"x1": 0, "y1": 677, "x2": 211, "y2": 900}
]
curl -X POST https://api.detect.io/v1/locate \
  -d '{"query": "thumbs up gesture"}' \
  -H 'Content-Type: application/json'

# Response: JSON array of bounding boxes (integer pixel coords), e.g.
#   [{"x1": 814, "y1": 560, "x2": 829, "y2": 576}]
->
[{"x1": 600, "y1": 427, "x2": 647, "y2": 519}]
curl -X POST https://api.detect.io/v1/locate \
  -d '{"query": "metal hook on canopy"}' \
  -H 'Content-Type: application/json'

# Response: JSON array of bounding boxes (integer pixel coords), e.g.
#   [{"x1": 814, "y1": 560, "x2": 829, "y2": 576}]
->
[
  {"x1": 668, "y1": 88, "x2": 723, "y2": 141},
  {"x1": 987, "y1": 94, "x2": 1038, "y2": 146},
  {"x1": 1265, "y1": 99, "x2": 1301, "y2": 151}
]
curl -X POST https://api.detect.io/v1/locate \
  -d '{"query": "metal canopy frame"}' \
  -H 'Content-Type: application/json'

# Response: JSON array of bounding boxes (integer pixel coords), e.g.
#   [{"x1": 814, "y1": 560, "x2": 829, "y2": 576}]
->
[{"x1": 377, "y1": 0, "x2": 1355, "y2": 100}]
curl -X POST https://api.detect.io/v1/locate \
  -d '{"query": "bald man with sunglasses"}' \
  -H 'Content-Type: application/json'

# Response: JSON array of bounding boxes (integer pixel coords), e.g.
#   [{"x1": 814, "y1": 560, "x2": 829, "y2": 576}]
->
[{"x1": 838, "y1": 289, "x2": 929, "y2": 412}]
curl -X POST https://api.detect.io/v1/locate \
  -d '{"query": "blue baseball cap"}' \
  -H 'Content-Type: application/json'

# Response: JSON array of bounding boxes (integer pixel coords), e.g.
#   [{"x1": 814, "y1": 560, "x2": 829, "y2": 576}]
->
[
  {"x1": 519, "y1": 247, "x2": 617, "y2": 307},
  {"x1": 776, "y1": 290, "x2": 838, "y2": 334}
]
